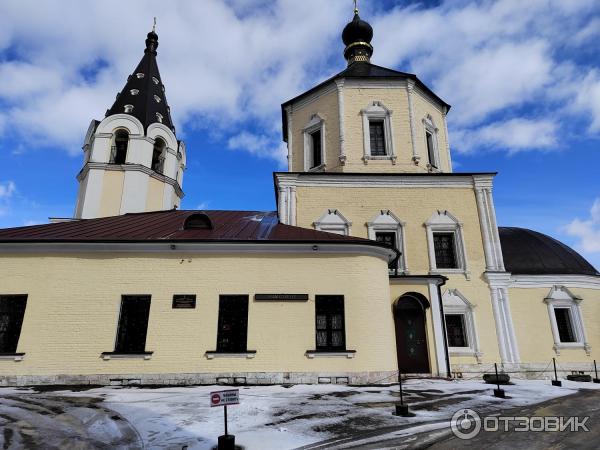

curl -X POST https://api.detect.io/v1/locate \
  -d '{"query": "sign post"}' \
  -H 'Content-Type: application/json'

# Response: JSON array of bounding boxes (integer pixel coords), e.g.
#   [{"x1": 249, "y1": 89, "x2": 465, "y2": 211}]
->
[{"x1": 210, "y1": 389, "x2": 239, "y2": 450}]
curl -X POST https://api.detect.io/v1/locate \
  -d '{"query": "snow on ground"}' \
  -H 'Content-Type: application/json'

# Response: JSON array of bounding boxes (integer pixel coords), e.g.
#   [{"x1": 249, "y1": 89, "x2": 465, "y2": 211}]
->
[{"x1": 2, "y1": 379, "x2": 599, "y2": 449}]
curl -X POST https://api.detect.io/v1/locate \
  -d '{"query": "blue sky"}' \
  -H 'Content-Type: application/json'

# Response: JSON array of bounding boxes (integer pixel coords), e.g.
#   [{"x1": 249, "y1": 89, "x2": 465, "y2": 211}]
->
[{"x1": 0, "y1": 0, "x2": 598, "y2": 269}]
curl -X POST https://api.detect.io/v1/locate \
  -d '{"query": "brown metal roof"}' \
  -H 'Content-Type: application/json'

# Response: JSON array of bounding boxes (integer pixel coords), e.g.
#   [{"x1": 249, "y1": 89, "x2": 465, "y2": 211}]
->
[{"x1": 0, "y1": 210, "x2": 379, "y2": 246}]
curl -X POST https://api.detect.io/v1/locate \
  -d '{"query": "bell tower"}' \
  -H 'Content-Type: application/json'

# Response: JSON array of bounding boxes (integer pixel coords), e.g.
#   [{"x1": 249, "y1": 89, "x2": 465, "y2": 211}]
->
[{"x1": 74, "y1": 27, "x2": 186, "y2": 219}]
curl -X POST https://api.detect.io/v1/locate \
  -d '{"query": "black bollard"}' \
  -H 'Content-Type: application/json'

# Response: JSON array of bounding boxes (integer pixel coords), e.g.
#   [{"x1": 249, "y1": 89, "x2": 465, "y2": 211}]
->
[
  {"x1": 217, "y1": 405, "x2": 235, "y2": 450},
  {"x1": 394, "y1": 372, "x2": 415, "y2": 417},
  {"x1": 594, "y1": 360, "x2": 600, "y2": 384},
  {"x1": 551, "y1": 358, "x2": 562, "y2": 387},
  {"x1": 493, "y1": 363, "x2": 506, "y2": 398}
]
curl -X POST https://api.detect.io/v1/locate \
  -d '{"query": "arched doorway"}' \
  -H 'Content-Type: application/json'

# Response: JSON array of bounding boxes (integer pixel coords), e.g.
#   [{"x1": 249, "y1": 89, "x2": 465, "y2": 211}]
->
[{"x1": 394, "y1": 293, "x2": 430, "y2": 374}]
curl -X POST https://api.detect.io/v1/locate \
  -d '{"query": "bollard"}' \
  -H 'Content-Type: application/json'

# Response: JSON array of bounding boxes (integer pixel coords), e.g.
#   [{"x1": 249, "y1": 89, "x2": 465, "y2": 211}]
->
[
  {"x1": 594, "y1": 360, "x2": 600, "y2": 384},
  {"x1": 218, "y1": 434, "x2": 235, "y2": 450},
  {"x1": 493, "y1": 363, "x2": 506, "y2": 398},
  {"x1": 393, "y1": 372, "x2": 415, "y2": 417},
  {"x1": 551, "y1": 358, "x2": 562, "y2": 387}
]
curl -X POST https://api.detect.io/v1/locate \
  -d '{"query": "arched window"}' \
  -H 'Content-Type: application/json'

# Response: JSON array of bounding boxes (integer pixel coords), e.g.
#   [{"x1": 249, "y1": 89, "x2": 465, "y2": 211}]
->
[
  {"x1": 151, "y1": 138, "x2": 166, "y2": 174},
  {"x1": 111, "y1": 130, "x2": 129, "y2": 164}
]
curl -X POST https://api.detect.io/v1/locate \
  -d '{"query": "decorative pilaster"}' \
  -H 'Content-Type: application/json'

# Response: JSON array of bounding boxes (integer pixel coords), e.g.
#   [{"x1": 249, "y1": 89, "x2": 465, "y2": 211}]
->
[
  {"x1": 336, "y1": 80, "x2": 346, "y2": 166},
  {"x1": 407, "y1": 80, "x2": 419, "y2": 165}
]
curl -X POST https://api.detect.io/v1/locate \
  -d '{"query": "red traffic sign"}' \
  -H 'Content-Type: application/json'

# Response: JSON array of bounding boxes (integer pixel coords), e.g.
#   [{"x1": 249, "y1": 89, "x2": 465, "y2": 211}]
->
[{"x1": 210, "y1": 389, "x2": 240, "y2": 407}]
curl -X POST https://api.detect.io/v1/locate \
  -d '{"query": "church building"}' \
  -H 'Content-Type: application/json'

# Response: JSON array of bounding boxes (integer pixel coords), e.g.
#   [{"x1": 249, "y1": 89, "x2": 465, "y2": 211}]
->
[{"x1": 0, "y1": 10, "x2": 598, "y2": 386}]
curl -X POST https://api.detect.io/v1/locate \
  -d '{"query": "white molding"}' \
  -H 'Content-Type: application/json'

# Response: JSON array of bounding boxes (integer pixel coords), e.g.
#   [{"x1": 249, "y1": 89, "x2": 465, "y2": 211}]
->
[
  {"x1": 335, "y1": 80, "x2": 346, "y2": 165},
  {"x1": 367, "y1": 210, "x2": 408, "y2": 273},
  {"x1": 443, "y1": 289, "x2": 483, "y2": 363},
  {"x1": 303, "y1": 114, "x2": 326, "y2": 172},
  {"x1": 305, "y1": 351, "x2": 355, "y2": 359},
  {"x1": 423, "y1": 114, "x2": 441, "y2": 171},
  {"x1": 474, "y1": 179, "x2": 505, "y2": 272},
  {"x1": 407, "y1": 80, "x2": 419, "y2": 165},
  {"x1": 360, "y1": 101, "x2": 397, "y2": 164},
  {"x1": 0, "y1": 242, "x2": 395, "y2": 263},
  {"x1": 0, "y1": 354, "x2": 24, "y2": 361},
  {"x1": 274, "y1": 172, "x2": 488, "y2": 189},
  {"x1": 510, "y1": 275, "x2": 600, "y2": 289},
  {"x1": 314, "y1": 209, "x2": 352, "y2": 236},
  {"x1": 424, "y1": 210, "x2": 470, "y2": 279},
  {"x1": 205, "y1": 352, "x2": 256, "y2": 359},
  {"x1": 428, "y1": 281, "x2": 450, "y2": 376},
  {"x1": 442, "y1": 107, "x2": 453, "y2": 172},
  {"x1": 544, "y1": 285, "x2": 591, "y2": 355}
]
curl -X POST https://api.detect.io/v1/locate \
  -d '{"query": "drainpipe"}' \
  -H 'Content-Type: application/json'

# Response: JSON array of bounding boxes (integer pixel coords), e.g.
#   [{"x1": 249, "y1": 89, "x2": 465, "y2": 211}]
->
[{"x1": 436, "y1": 277, "x2": 451, "y2": 378}]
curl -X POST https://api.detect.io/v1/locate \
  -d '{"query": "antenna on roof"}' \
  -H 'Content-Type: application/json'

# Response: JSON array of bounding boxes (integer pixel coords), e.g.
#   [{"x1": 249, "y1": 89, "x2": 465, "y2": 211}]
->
[{"x1": 153, "y1": 17, "x2": 157, "y2": 33}]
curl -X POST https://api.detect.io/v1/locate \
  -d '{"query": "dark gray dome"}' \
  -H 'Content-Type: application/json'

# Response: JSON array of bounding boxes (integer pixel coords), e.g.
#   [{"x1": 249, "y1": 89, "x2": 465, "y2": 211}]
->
[{"x1": 499, "y1": 227, "x2": 598, "y2": 276}]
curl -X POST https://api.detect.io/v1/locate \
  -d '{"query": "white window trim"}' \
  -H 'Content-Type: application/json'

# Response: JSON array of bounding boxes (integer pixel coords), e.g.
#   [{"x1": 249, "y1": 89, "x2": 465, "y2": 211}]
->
[
  {"x1": 314, "y1": 209, "x2": 351, "y2": 236},
  {"x1": 423, "y1": 114, "x2": 441, "y2": 172},
  {"x1": 303, "y1": 114, "x2": 326, "y2": 172},
  {"x1": 367, "y1": 210, "x2": 408, "y2": 274},
  {"x1": 443, "y1": 289, "x2": 482, "y2": 362},
  {"x1": 425, "y1": 210, "x2": 470, "y2": 279},
  {"x1": 361, "y1": 101, "x2": 396, "y2": 164},
  {"x1": 543, "y1": 286, "x2": 591, "y2": 355}
]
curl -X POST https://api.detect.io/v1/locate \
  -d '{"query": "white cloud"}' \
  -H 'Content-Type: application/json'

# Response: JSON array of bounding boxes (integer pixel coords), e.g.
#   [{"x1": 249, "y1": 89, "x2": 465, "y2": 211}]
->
[
  {"x1": 453, "y1": 118, "x2": 558, "y2": 154},
  {"x1": 0, "y1": 181, "x2": 16, "y2": 200},
  {"x1": 0, "y1": 0, "x2": 599, "y2": 162},
  {"x1": 564, "y1": 199, "x2": 600, "y2": 254},
  {"x1": 196, "y1": 201, "x2": 210, "y2": 210}
]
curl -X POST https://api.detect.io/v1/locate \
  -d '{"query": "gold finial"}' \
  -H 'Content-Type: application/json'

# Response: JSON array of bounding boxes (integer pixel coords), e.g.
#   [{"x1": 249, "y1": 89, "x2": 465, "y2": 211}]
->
[
  {"x1": 153, "y1": 17, "x2": 157, "y2": 33},
  {"x1": 354, "y1": 0, "x2": 359, "y2": 14}
]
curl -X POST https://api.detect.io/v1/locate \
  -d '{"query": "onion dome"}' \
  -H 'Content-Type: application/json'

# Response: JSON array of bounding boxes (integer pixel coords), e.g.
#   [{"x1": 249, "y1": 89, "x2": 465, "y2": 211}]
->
[{"x1": 342, "y1": 11, "x2": 374, "y2": 65}]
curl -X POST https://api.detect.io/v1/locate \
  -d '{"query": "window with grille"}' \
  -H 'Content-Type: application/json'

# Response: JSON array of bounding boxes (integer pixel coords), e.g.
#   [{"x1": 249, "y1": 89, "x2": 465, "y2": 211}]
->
[
  {"x1": 445, "y1": 314, "x2": 468, "y2": 347},
  {"x1": 554, "y1": 308, "x2": 577, "y2": 343},
  {"x1": 114, "y1": 295, "x2": 151, "y2": 354},
  {"x1": 426, "y1": 130, "x2": 437, "y2": 168},
  {"x1": 216, "y1": 295, "x2": 249, "y2": 352},
  {"x1": 376, "y1": 231, "x2": 397, "y2": 270},
  {"x1": 112, "y1": 130, "x2": 129, "y2": 164},
  {"x1": 433, "y1": 232, "x2": 458, "y2": 269},
  {"x1": 315, "y1": 296, "x2": 346, "y2": 351},
  {"x1": 369, "y1": 120, "x2": 386, "y2": 156},
  {"x1": 0, "y1": 295, "x2": 27, "y2": 354},
  {"x1": 310, "y1": 130, "x2": 322, "y2": 168}
]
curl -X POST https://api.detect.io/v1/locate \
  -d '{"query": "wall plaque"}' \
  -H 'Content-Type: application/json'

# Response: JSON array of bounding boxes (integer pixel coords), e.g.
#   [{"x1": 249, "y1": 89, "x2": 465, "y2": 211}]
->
[
  {"x1": 172, "y1": 295, "x2": 197, "y2": 309},
  {"x1": 254, "y1": 294, "x2": 309, "y2": 302}
]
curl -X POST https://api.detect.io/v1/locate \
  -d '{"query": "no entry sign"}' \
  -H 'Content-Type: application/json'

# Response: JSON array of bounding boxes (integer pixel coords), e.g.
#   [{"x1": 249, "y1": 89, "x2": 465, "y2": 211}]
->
[{"x1": 210, "y1": 389, "x2": 240, "y2": 407}]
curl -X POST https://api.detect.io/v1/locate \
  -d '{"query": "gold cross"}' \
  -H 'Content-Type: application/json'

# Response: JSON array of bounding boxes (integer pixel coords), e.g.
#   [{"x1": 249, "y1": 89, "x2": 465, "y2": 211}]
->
[
  {"x1": 153, "y1": 17, "x2": 157, "y2": 33},
  {"x1": 354, "y1": 0, "x2": 359, "y2": 14}
]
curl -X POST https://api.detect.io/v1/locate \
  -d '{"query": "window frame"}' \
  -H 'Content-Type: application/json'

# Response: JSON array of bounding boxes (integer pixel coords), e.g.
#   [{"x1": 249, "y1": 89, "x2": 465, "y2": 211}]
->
[
  {"x1": 367, "y1": 210, "x2": 408, "y2": 273},
  {"x1": 442, "y1": 289, "x2": 482, "y2": 361},
  {"x1": 0, "y1": 294, "x2": 28, "y2": 356},
  {"x1": 314, "y1": 209, "x2": 351, "y2": 236},
  {"x1": 151, "y1": 137, "x2": 167, "y2": 174},
  {"x1": 544, "y1": 286, "x2": 591, "y2": 355},
  {"x1": 314, "y1": 295, "x2": 346, "y2": 352},
  {"x1": 425, "y1": 210, "x2": 469, "y2": 278},
  {"x1": 111, "y1": 129, "x2": 129, "y2": 164},
  {"x1": 361, "y1": 101, "x2": 396, "y2": 163},
  {"x1": 423, "y1": 114, "x2": 440, "y2": 171},
  {"x1": 215, "y1": 295, "x2": 250, "y2": 353},
  {"x1": 303, "y1": 114, "x2": 326, "y2": 171},
  {"x1": 113, "y1": 295, "x2": 152, "y2": 355}
]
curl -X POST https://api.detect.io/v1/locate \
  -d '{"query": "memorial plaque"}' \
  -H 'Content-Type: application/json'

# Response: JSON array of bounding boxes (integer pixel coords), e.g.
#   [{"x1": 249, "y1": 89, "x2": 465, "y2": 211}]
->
[
  {"x1": 172, "y1": 295, "x2": 197, "y2": 309},
  {"x1": 254, "y1": 294, "x2": 309, "y2": 302}
]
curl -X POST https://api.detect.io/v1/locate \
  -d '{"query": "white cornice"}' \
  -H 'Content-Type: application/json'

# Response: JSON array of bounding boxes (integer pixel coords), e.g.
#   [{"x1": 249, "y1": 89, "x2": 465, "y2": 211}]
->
[
  {"x1": 275, "y1": 173, "x2": 487, "y2": 189},
  {"x1": 0, "y1": 242, "x2": 395, "y2": 263},
  {"x1": 510, "y1": 274, "x2": 600, "y2": 289}
]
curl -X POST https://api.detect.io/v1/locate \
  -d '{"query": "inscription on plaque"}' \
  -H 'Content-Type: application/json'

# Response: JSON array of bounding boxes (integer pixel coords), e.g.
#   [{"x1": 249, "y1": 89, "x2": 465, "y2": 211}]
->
[
  {"x1": 254, "y1": 294, "x2": 309, "y2": 302},
  {"x1": 172, "y1": 295, "x2": 197, "y2": 309}
]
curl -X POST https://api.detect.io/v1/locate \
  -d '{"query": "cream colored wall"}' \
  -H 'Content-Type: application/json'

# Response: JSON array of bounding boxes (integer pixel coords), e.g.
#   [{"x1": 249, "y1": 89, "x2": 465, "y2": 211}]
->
[
  {"x1": 0, "y1": 253, "x2": 397, "y2": 377},
  {"x1": 146, "y1": 177, "x2": 165, "y2": 212},
  {"x1": 289, "y1": 89, "x2": 340, "y2": 172},
  {"x1": 287, "y1": 83, "x2": 451, "y2": 174},
  {"x1": 509, "y1": 286, "x2": 600, "y2": 365},
  {"x1": 411, "y1": 91, "x2": 451, "y2": 172},
  {"x1": 295, "y1": 185, "x2": 502, "y2": 365},
  {"x1": 98, "y1": 171, "x2": 125, "y2": 218}
]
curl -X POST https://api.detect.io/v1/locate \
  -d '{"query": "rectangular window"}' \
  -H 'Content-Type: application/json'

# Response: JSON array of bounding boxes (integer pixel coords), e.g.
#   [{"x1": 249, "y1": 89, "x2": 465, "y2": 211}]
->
[
  {"x1": 114, "y1": 295, "x2": 151, "y2": 354},
  {"x1": 554, "y1": 308, "x2": 577, "y2": 343},
  {"x1": 310, "y1": 130, "x2": 322, "y2": 168},
  {"x1": 315, "y1": 295, "x2": 346, "y2": 351},
  {"x1": 216, "y1": 295, "x2": 249, "y2": 352},
  {"x1": 433, "y1": 232, "x2": 458, "y2": 269},
  {"x1": 369, "y1": 120, "x2": 386, "y2": 156},
  {"x1": 445, "y1": 314, "x2": 468, "y2": 347},
  {"x1": 426, "y1": 131, "x2": 437, "y2": 168},
  {"x1": 376, "y1": 231, "x2": 397, "y2": 270},
  {"x1": 0, "y1": 295, "x2": 27, "y2": 354}
]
